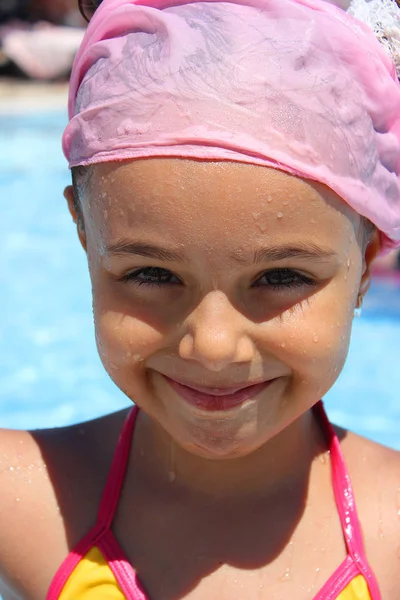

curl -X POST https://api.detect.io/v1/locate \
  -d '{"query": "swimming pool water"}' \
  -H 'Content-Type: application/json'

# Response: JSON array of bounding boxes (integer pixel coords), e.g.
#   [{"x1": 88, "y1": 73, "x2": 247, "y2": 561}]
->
[{"x1": 0, "y1": 111, "x2": 399, "y2": 449}]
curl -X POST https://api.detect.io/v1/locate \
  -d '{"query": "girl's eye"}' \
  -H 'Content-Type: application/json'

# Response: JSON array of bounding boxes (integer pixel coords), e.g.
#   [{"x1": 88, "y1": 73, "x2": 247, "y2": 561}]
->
[
  {"x1": 253, "y1": 268, "x2": 315, "y2": 289},
  {"x1": 120, "y1": 267, "x2": 181, "y2": 287}
]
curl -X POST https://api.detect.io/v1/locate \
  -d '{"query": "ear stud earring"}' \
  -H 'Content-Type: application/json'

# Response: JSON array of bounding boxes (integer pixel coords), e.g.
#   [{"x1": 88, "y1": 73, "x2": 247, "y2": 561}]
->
[{"x1": 354, "y1": 294, "x2": 363, "y2": 318}]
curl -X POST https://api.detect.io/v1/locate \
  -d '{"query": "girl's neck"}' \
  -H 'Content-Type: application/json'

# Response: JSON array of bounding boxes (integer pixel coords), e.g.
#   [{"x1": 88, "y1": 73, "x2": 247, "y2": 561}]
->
[{"x1": 132, "y1": 407, "x2": 327, "y2": 502}]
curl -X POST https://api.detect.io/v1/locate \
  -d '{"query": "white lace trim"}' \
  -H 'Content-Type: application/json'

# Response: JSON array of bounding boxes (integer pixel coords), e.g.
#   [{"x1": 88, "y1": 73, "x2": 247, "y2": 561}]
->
[{"x1": 348, "y1": 0, "x2": 400, "y2": 78}]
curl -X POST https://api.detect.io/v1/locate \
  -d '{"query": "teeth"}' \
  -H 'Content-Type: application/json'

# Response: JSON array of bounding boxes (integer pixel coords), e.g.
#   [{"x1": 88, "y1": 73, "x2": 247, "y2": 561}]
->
[{"x1": 163, "y1": 375, "x2": 269, "y2": 396}]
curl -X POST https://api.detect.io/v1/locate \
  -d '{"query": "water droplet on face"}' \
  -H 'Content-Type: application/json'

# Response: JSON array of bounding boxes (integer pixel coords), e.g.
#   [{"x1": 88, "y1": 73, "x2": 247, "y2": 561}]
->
[
  {"x1": 277, "y1": 212, "x2": 284, "y2": 219},
  {"x1": 279, "y1": 568, "x2": 291, "y2": 582},
  {"x1": 313, "y1": 334, "x2": 319, "y2": 343},
  {"x1": 9, "y1": 466, "x2": 14, "y2": 471},
  {"x1": 15, "y1": 497, "x2": 20, "y2": 503},
  {"x1": 252, "y1": 212, "x2": 268, "y2": 233},
  {"x1": 267, "y1": 194, "x2": 272, "y2": 203},
  {"x1": 280, "y1": 342, "x2": 286, "y2": 348}
]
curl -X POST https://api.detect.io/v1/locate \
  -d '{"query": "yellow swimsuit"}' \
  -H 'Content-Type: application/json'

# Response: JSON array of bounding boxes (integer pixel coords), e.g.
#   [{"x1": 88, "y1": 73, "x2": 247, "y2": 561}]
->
[{"x1": 46, "y1": 401, "x2": 381, "y2": 600}]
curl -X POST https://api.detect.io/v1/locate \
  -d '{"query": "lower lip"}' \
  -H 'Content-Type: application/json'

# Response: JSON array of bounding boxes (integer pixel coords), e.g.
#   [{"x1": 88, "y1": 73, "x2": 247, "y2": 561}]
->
[{"x1": 163, "y1": 376, "x2": 274, "y2": 412}]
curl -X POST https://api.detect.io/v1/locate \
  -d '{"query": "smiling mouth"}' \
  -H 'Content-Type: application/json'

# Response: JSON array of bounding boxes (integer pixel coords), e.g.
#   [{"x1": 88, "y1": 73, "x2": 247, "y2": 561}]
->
[{"x1": 162, "y1": 375, "x2": 276, "y2": 412}]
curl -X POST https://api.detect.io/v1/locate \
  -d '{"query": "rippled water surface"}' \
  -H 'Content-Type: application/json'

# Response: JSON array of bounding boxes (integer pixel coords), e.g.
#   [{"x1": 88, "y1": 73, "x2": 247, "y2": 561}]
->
[{"x1": 0, "y1": 111, "x2": 399, "y2": 450}]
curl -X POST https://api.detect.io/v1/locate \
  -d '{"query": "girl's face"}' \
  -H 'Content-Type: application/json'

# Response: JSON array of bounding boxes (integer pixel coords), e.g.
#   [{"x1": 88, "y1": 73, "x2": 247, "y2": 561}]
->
[{"x1": 67, "y1": 159, "x2": 378, "y2": 459}]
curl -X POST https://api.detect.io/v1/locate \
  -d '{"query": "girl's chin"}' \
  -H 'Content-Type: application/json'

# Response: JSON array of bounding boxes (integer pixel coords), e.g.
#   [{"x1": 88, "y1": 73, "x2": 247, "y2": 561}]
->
[{"x1": 168, "y1": 412, "x2": 268, "y2": 460}]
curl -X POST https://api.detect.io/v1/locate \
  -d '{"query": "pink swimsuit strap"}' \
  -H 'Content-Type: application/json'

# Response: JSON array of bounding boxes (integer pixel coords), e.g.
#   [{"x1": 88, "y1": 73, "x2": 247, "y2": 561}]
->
[
  {"x1": 96, "y1": 406, "x2": 139, "y2": 530},
  {"x1": 312, "y1": 401, "x2": 381, "y2": 599},
  {"x1": 47, "y1": 401, "x2": 382, "y2": 600},
  {"x1": 99, "y1": 402, "x2": 382, "y2": 571}
]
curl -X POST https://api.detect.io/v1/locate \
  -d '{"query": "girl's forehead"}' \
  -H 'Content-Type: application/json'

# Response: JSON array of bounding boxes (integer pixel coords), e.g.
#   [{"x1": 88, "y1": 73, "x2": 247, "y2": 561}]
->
[{"x1": 87, "y1": 159, "x2": 360, "y2": 250}]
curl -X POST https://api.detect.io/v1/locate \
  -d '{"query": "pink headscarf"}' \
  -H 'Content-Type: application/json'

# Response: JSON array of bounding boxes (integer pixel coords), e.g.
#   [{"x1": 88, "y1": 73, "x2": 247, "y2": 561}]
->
[{"x1": 63, "y1": 0, "x2": 400, "y2": 251}]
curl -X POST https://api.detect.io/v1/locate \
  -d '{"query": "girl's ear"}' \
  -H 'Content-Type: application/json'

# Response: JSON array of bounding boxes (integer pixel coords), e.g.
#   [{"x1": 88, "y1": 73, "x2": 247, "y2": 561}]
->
[
  {"x1": 359, "y1": 228, "x2": 381, "y2": 298},
  {"x1": 64, "y1": 185, "x2": 87, "y2": 252}
]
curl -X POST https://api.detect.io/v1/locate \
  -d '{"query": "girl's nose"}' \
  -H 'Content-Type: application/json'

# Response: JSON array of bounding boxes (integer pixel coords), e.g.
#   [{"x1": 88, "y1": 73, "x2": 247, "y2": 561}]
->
[{"x1": 178, "y1": 291, "x2": 256, "y2": 371}]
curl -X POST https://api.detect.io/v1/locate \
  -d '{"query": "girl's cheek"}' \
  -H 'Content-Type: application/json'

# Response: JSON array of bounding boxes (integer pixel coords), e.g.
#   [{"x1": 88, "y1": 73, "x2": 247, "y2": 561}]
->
[
  {"x1": 266, "y1": 288, "x2": 355, "y2": 385},
  {"x1": 303, "y1": 319, "x2": 353, "y2": 394},
  {"x1": 93, "y1": 308, "x2": 165, "y2": 371}
]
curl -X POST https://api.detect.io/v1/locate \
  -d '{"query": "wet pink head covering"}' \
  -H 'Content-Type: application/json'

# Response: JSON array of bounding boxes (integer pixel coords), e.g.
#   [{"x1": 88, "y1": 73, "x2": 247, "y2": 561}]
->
[{"x1": 63, "y1": 0, "x2": 400, "y2": 251}]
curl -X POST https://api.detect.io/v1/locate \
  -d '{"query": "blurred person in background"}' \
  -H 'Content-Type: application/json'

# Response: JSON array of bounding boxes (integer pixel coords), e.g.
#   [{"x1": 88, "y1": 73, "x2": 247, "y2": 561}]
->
[
  {"x1": 0, "y1": 0, "x2": 83, "y2": 26},
  {"x1": 0, "y1": 0, "x2": 84, "y2": 79},
  {"x1": 25, "y1": 0, "x2": 84, "y2": 26}
]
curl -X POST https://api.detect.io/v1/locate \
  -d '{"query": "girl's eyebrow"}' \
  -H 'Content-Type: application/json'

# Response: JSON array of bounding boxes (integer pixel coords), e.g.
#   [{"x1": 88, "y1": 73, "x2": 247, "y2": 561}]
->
[
  {"x1": 106, "y1": 240, "x2": 336, "y2": 263},
  {"x1": 105, "y1": 240, "x2": 188, "y2": 263},
  {"x1": 234, "y1": 244, "x2": 337, "y2": 264}
]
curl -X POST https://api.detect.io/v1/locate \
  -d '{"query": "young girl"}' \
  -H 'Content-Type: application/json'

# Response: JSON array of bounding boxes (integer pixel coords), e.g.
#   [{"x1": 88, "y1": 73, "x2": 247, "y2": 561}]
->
[{"x1": 1, "y1": 0, "x2": 399, "y2": 599}]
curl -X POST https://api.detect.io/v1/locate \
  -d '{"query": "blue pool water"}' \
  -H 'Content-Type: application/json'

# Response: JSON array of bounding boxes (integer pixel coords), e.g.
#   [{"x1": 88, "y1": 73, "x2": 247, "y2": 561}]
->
[{"x1": 0, "y1": 110, "x2": 399, "y2": 449}]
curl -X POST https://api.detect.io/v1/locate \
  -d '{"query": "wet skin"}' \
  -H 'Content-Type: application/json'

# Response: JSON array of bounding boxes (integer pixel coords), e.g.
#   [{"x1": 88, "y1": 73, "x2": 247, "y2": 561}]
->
[
  {"x1": 65, "y1": 159, "x2": 379, "y2": 495},
  {"x1": 3, "y1": 158, "x2": 400, "y2": 600}
]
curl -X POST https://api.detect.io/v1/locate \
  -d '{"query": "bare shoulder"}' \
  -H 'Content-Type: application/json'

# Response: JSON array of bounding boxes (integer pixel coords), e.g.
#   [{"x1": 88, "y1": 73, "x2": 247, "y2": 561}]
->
[
  {"x1": 0, "y1": 409, "x2": 128, "y2": 599},
  {"x1": 338, "y1": 428, "x2": 400, "y2": 598},
  {"x1": 0, "y1": 425, "x2": 60, "y2": 597}
]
